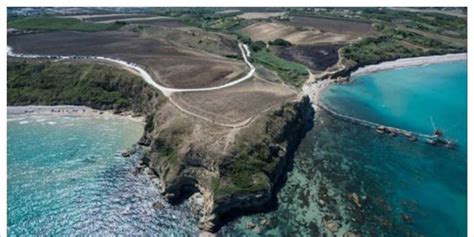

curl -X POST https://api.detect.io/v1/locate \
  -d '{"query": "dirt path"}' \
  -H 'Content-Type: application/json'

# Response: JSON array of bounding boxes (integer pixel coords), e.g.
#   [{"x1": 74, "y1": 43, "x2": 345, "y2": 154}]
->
[
  {"x1": 7, "y1": 43, "x2": 254, "y2": 97},
  {"x1": 7, "y1": 43, "x2": 258, "y2": 127}
]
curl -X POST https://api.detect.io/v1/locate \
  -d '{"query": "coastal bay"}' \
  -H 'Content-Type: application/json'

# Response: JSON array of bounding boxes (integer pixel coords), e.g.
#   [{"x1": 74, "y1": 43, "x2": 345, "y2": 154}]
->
[
  {"x1": 7, "y1": 114, "x2": 199, "y2": 235},
  {"x1": 6, "y1": 7, "x2": 467, "y2": 236},
  {"x1": 227, "y1": 59, "x2": 467, "y2": 236}
]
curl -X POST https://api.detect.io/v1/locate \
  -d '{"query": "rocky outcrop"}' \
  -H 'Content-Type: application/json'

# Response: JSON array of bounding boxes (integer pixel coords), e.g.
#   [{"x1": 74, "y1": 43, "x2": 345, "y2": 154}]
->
[{"x1": 141, "y1": 96, "x2": 314, "y2": 232}]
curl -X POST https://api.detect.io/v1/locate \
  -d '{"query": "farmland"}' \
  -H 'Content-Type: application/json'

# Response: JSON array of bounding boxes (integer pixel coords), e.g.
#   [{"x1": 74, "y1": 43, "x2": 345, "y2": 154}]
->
[
  {"x1": 285, "y1": 16, "x2": 372, "y2": 35},
  {"x1": 237, "y1": 12, "x2": 286, "y2": 19},
  {"x1": 241, "y1": 22, "x2": 346, "y2": 45},
  {"x1": 271, "y1": 44, "x2": 343, "y2": 71},
  {"x1": 7, "y1": 7, "x2": 468, "y2": 235},
  {"x1": 8, "y1": 31, "x2": 246, "y2": 89},
  {"x1": 171, "y1": 77, "x2": 297, "y2": 125},
  {"x1": 8, "y1": 16, "x2": 123, "y2": 32}
]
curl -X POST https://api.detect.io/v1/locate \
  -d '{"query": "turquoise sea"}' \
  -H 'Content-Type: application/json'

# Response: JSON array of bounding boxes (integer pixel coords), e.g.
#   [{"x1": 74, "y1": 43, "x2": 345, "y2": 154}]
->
[
  {"x1": 225, "y1": 60, "x2": 467, "y2": 236},
  {"x1": 8, "y1": 60, "x2": 467, "y2": 236},
  {"x1": 7, "y1": 116, "x2": 198, "y2": 236}
]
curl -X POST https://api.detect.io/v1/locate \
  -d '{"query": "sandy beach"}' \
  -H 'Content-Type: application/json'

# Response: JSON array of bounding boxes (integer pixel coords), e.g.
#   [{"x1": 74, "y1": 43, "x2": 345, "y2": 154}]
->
[
  {"x1": 302, "y1": 78, "x2": 335, "y2": 108},
  {"x1": 7, "y1": 105, "x2": 145, "y2": 123},
  {"x1": 301, "y1": 52, "x2": 466, "y2": 110},
  {"x1": 351, "y1": 53, "x2": 467, "y2": 77}
]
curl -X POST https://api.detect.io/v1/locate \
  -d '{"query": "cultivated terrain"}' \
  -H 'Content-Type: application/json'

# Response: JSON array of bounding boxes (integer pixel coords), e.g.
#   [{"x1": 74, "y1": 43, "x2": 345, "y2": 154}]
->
[{"x1": 7, "y1": 7, "x2": 467, "y2": 235}]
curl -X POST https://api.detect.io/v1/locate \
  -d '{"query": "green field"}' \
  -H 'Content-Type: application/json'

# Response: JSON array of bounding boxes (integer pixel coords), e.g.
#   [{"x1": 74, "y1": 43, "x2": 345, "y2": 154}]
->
[
  {"x1": 8, "y1": 16, "x2": 123, "y2": 32},
  {"x1": 253, "y1": 50, "x2": 308, "y2": 88}
]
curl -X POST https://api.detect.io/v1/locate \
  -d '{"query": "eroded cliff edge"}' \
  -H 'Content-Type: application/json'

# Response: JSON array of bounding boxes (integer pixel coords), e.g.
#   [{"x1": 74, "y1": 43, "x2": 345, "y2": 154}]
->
[
  {"x1": 140, "y1": 96, "x2": 314, "y2": 232},
  {"x1": 7, "y1": 57, "x2": 314, "y2": 233}
]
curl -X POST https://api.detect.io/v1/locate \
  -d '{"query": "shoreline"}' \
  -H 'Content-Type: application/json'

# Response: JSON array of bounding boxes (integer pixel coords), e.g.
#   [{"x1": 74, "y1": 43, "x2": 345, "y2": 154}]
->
[
  {"x1": 351, "y1": 53, "x2": 467, "y2": 77},
  {"x1": 302, "y1": 52, "x2": 467, "y2": 108},
  {"x1": 301, "y1": 79, "x2": 335, "y2": 109},
  {"x1": 7, "y1": 105, "x2": 145, "y2": 123}
]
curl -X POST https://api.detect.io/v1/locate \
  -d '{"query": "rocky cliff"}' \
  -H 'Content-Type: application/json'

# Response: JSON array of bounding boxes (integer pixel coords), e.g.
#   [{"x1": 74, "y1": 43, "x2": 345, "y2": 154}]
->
[
  {"x1": 8, "y1": 57, "x2": 314, "y2": 233},
  {"x1": 141, "y1": 96, "x2": 314, "y2": 232}
]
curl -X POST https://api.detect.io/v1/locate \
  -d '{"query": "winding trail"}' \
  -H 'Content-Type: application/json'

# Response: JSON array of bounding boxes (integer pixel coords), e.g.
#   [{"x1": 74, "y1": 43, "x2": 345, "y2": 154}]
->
[
  {"x1": 8, "y1": 43, "x2": 259, "y2": 128},
  {"x1": 7, "y1": 43, "x2": 254, "y2": 97}
]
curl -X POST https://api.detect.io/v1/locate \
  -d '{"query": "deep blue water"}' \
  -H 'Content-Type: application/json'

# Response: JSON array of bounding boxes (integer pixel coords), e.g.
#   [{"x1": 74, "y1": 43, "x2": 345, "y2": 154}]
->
[
  {"x1": 7, "y1": 115, "x2": 198, "y2": 236},
  {"x1": 225, "y1": 61, "x2": 467, "y2": 236}
]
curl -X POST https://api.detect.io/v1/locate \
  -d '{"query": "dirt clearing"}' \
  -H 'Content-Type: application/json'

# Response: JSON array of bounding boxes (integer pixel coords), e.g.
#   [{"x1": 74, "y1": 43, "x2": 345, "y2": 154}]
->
[{"x1": 171, "y1": 77, "x2": 297, "y2": 125}]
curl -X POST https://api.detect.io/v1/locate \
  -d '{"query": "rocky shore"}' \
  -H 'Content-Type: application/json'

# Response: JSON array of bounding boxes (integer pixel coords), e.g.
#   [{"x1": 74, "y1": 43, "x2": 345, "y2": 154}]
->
[{"x1": 137, "y1": 96, "x2": 314, "y2": 233}]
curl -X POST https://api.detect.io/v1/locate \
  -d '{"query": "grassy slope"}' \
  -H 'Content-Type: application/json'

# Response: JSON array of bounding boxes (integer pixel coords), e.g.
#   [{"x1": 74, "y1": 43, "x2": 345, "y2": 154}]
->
[
  {"x1": 7, "y1": 59, "x2": 165, "y2": 114},
  {"x1": 253, "y1": 50, "x2": 308, "y2": 88},
  {"x1": 8, "y1": 16, "x2": 123, "y2": 32}
]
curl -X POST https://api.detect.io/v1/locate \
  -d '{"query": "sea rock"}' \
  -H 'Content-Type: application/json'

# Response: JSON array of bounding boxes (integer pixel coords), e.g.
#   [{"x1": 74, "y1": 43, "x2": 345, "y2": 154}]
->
[
  {"x1": 348, "y1": 192, "x2": 362, "y2": 208},
  {"x1": 245, "y1": 222, "x2": 256, "y2": 229},
  {"x1": 401, "y1": 213, "x2": 413, "y2": 224},
  {"x1": 318, "y1": 198, "x2": 326, "y2": 206},
  {"x1": 324, "y1": 221, "x2": 339, "y2": 233},
  {"x1": 152, "y1": 201, "x2": 164, "y2": 209},
  {"x1": 138, "y1": 136, "x2": 151, "y2": 146},
  {"x1": 198, "y1": 231, "x2": 216, "y2": 237},
  {"x1": 132, "y1": 166, "x2": 143, "y2": 176},
  {"x1": 253, "y1": 225, "x2": 262, "y2": 234},
  {"x1": 191, "y1": 206, "x2": 199, "y2": 215},
  {"x1": 121, "y1": 150, "x2": 130, "y2": 157},
  {"x1": 260, "y1": 218, "x2": 270, "y2": 226},
  {"x1": 144, "y1": 167, "x2": 155, "y2": 176},
  {"x1": 343, "y1": 231, "x2": 360, "y2": 237}
]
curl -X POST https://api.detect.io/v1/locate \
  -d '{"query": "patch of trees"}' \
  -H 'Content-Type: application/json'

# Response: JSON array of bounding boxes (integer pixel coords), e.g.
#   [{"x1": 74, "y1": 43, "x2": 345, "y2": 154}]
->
[
  {"x1": 269, "y1": 38, "x2": 292, "y2": 47},
  {"x1": 250, "y1": 40, "x2": 266, "y2": 52}
]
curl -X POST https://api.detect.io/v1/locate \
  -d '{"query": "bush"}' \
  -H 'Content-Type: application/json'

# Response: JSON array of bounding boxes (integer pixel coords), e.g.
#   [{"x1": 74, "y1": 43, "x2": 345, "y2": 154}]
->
[
  {"x1": 250, "y1": 40, "x2": 266, "y2": 52},
  {"x1": 269, "y1": 38, "x2": 292, "y2": 47}
]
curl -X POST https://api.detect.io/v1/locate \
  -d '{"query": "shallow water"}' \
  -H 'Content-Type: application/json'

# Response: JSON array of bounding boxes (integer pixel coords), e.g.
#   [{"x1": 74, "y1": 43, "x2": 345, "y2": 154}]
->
[
  {"x1": 7, "y1": 60, "x2": 467, "y2": 236},
  {"x1": 224, "y1": 61, "x2": 467, "y2": 236},
  {"x1": 7, "y1": 115, "x2": 198, "y2": 236},
  {"x1": 322, "y1": 61, "x2": 467, "y2": 146}
]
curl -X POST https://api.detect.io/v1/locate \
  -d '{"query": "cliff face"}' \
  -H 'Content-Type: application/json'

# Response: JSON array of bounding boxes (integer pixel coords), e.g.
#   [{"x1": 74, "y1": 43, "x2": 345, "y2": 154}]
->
[
  {"x1": 8, "y1": 57, "x2": 314, "y2": 232},
  {"x1": 142, "y1": 96, "x2": 314, "y2": 232}
]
